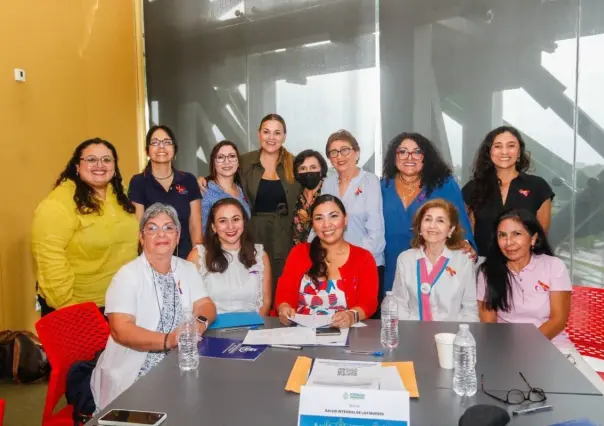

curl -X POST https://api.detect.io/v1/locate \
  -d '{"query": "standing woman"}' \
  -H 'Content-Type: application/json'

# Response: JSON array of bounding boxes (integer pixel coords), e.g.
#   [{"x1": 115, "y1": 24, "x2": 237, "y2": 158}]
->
[
  {"x1": 463, "y1": 125, "x2": 554, "y2": 257},
  {"x1": 381, "y1": 132, "x2": 475, "y2": 299},
  {"x1": 32, "y1": 138, "x2": 139, "y2": 315},
  {"x1": 320, "y1": 130, "x2": 385, "y2": 290},
  {"x1": 292, "y1": 149, "x2": 328, "y2": 245},
  {"x1": 128, "y1": 125, "x2": 202, "y2": 258},
  {"x1": 201, "y1": 140, "x2": 251, "y2": 235},
  {"x1": 239, "y1": 114, "x2": 300, "y2": 296}
]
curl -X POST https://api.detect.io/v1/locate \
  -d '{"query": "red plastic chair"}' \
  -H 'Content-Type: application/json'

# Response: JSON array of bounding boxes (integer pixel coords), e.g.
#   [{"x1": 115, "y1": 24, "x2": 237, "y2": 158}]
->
[
  {"x1": 35, "y1": 302, "x2": 110, "y2": 426},
  {"x1": 566, "y1": 286, "x2": 604, "y2": 379},
  {"x1": 0, "y1": 399, "x2": 5, "y2": 426}
]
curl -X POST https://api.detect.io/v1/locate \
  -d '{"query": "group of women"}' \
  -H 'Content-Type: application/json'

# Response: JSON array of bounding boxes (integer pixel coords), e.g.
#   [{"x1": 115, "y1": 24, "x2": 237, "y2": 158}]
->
[{"x1": 30, "y1": 114, "x2": 604, "y2": 411}]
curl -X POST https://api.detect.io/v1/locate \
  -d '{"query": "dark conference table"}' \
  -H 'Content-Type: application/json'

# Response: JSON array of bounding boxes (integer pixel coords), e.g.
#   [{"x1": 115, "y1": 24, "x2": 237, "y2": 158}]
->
[{"x1": 87, "y1": 319, "x2": 604, "y2": 426}]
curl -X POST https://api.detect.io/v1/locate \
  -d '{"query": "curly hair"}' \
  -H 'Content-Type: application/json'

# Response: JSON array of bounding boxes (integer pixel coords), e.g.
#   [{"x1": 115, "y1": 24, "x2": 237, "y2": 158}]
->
[
  {"x1": 381, "y1": 132, "x2": 452, "y2": 195},
  {"x1": 466, "y1": 126, "x2": 531, "y2": 215},
  {"x1": 410, "y1": 199, "x2": 464, "y2": 250},
  {"x1": 307, "y1": 194, "x2": 347, "y2": 284},
  {"x1": 203, "y1": 198, "x2": 257, "y2": 273},
  {"x1": 55, "y1": 138, "x2": 134, "y2": 215}
]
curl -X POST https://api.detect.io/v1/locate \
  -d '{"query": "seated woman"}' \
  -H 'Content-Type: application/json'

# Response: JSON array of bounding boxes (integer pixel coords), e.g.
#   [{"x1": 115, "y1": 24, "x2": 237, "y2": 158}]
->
[
  {"x1": 188, "y1": 198, "x2": 271, "y2": 315},
  {"x1": 478, "y1": 209, "x2": 604, "y2": 392},
  {"x1": 91, "y1": 203, "x2": 216, "y2": 410},
  {"x1": 275, "y1": 194, "x2": 378, "y2": 328},
  {"x1": 392, "y1": 199, "x2": 478, "y2": 322}
]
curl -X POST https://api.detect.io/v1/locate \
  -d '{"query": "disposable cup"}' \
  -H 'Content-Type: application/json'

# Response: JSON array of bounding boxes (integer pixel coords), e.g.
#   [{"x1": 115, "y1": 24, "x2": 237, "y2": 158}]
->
[{"x1": 434, "y1": 333, "x2": 456, "y2": 369}]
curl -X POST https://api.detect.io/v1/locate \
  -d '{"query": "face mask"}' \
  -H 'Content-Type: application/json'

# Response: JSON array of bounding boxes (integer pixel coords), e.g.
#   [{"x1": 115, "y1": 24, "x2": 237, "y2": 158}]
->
[{"x1": 297, "y1": 171, "x2": 322, "y2": 190}]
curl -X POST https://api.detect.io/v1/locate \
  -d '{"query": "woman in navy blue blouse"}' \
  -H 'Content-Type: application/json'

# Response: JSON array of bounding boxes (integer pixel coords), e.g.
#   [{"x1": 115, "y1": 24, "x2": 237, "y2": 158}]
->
[
  {"x1": 381, "y1": 132, "x2": 476, "y2": 299},
  {"x1": 129, "y1": 125, "x2": 202, "y2": 258}
]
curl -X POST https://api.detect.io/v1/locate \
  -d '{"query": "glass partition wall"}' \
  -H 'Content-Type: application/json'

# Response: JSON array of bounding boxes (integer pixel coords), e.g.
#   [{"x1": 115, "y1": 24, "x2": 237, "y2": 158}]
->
[{"x1": 144, "y1": 0, "x2": 604, "y2": 287}]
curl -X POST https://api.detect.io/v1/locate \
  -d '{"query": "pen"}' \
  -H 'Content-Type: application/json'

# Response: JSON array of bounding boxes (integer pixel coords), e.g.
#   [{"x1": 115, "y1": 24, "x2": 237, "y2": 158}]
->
[
  {"x1": 220, "y1": 325, "x2": 260, "y2": 332},
  {"x1": 512, "y1": 405, "x2": 553, "y2": 415},
  {"x1": 271, "y1": 344, "x2": 303, "y2": 350},
  {"x1": 342, "y1": 350, "x2": 385, "y2": 357}
]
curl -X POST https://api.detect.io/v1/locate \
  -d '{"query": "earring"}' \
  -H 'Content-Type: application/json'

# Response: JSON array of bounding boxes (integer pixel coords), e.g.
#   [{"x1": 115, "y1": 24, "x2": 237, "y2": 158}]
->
[{"x1": 76, "y1": 171, "x2": 79, "y2": 176}]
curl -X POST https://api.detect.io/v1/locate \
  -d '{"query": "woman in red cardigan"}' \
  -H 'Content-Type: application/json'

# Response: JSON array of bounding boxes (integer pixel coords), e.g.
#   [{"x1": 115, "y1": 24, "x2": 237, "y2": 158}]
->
[{"x1": 275, "y1": 194, "x2": 378, "y2": 328}]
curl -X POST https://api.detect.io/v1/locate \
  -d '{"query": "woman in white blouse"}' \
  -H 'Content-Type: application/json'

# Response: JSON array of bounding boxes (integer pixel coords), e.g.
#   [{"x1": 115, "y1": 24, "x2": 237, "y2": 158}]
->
[
  {"x1": 392, "y1": 198, "x2": 478, "y2": 322},
  {"x1": 188, "y1": 198, "x2": 272, "y2": 315}
]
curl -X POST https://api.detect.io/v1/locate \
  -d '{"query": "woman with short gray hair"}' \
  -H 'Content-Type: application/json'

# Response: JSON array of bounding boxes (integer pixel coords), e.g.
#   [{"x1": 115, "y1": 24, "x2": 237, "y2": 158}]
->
[{"x1": 91, "y1": 202, "x2": 216, "y2": 410}]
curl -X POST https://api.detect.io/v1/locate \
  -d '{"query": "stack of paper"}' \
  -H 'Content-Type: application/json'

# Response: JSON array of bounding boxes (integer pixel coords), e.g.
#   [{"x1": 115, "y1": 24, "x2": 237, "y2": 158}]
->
[
  {"x1": 306, "y1": 359, "x2": 406, "y2": 391},
  {"x1": 290, "y1": 313, "x2": 366, "y2": 328},
  {"x1": 241, "y1": 327, "x2": 350, "y2": 347}
]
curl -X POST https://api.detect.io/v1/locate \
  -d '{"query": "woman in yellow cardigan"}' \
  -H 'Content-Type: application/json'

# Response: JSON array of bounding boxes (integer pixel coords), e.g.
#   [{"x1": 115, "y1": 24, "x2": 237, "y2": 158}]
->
[{"x1": 32, "y1": 138, "x2": 139, "y2": 315}]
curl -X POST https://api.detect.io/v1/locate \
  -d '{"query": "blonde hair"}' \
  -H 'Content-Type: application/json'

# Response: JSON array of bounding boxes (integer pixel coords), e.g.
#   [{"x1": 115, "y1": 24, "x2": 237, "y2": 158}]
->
[
  {"x1": 410, "y1": 199, "x2": 464, "y2": 249},
  {"x1": 259, "y1": 113, "x2": 294, "y2": 183}
]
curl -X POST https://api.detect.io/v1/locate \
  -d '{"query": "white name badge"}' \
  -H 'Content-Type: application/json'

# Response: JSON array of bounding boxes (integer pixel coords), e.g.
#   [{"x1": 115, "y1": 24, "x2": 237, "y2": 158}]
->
[{"x1": 298, "y1": 385, "x2": 410, "y2": 426}]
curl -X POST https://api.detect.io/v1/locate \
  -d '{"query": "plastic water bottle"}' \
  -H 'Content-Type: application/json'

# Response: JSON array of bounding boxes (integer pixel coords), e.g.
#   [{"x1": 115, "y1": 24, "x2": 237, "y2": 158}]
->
[
  {"x1": 380, "y1": 291, "x2": 399, "y2": 348},
  {"x1": 178, "y1": 311, "x2": 199, "y2": 371},
  {"x1": 452, "y1": 324, "x2": 477, "y2": 396}
]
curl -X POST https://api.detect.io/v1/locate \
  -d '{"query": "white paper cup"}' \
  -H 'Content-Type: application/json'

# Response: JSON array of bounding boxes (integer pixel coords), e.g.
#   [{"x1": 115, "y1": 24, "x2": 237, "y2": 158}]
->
[{"x1": 434, "y1": 333, "x2": 456, "y2": 369}]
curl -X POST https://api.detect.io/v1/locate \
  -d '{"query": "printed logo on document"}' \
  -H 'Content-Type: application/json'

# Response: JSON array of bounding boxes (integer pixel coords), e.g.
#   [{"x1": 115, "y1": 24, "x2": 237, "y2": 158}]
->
[
  {"x1": 342, "y1": 392, "x2": 365, "y2": 401},
  {"x1": 223, "y1": 343, "x2": 257, "y2": 354}
]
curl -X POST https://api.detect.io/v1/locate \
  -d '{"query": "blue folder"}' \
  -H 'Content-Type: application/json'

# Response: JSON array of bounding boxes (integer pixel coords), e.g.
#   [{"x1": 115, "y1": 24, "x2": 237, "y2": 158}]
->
[{"x1": 208, "y1": 311, "x2": 265, "y2": 330}]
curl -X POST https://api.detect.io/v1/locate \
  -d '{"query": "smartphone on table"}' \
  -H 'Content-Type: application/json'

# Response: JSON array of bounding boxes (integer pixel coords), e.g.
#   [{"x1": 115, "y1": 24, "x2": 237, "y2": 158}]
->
[
  {"x1": 98, "y1": 409, "x2": 167, "y2": 426},
  {"x1": 316, "y1": 327, "x2": 341, "y2": 336}
]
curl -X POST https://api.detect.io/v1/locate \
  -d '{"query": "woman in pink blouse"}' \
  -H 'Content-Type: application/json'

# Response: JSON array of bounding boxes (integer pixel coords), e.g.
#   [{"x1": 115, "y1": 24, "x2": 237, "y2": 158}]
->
[{"x1": 477, "y1": 209, "x2": 603, "y2": 392}]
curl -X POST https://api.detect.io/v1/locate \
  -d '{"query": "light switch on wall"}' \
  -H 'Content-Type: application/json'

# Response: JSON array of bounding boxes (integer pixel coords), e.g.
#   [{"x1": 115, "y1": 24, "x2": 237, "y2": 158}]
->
[{"x1": 14, "y1": 68, "x2": 26, "y2": 82}]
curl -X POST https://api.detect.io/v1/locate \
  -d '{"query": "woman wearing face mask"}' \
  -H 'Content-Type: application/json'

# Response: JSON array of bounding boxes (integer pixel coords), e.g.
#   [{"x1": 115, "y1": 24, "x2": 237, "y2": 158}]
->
[
  {"x1": 477, "y1": 209, "x2": 604, "y2": 393},
  {"x1": 392, "y1": 199, "x2": 478, "y2": 322},
  {"x1": 275, "y1": 195, "x2": 378, "y2": 327},
  {"x1": 188, "y1": 198, "x2": 271, "y2": 315},
  {"x1": 32, "y1": 138, "x2": 138, "y2": 315},
  {"x1": 463, "y1": 126, "x2": 553, "y2": 257},
  {"x1": 201, "y1": 141, "x2": 251, "y2": 235},
  {"x1": 129, "y1": 125, "x2": 202, "y2": 258},
  {"x1": 293, "y1": 150, "x2": 328, "y2": 245},
  {"x1": 238, "y1": 113, "x2": 300, "y2": 297},
  {"x1": 381, "y1": 132, "x2": 475, "y2": 304}
]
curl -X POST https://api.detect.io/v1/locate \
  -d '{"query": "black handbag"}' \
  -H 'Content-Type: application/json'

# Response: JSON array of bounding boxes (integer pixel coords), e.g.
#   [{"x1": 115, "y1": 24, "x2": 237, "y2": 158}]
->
[{"x1": 0, "y1": 330, "x2": 50, "y2": 383}]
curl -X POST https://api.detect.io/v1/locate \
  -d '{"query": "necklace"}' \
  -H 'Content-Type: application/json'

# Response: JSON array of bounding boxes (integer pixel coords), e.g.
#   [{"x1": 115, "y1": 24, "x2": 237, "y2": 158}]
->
[
  {"x1": 398, "y1": 174, "x2": 421, "y2": 204},
  {"x1": 153, "y1": 170, "x2": 174, "y2": 181}
]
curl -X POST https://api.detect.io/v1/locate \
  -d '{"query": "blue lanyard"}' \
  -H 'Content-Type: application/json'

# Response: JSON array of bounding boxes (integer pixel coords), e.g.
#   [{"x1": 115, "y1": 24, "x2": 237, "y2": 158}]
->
[{"x1": 416, "y1": 258, "x2": 449, "y2": 321}]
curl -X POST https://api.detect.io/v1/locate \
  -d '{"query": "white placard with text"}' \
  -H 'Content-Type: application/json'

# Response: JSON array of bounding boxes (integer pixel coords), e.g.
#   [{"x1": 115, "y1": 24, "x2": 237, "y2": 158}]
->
[{"x1": 298, "y1": 385, "x2": 410, "y2": 426}]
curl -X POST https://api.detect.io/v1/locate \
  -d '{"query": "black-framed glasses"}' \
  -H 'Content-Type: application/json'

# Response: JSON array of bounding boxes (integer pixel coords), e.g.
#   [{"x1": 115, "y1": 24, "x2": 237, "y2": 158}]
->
[
  {"x1": 481, "y1": 373, "x2": 546, "y2": 405},
  {"x1": 149, "y1": 138, "x2": 174, "y2": 147},
  {"x1": 328, "y1": 147, "x2": 353, "y2": 158},
  {"x1": 215, "y1": 153, "x2": 238, "y2": 163},
  {"x1": 80, "y1": 156, "x2": 115, "y2": 166},
  {"x1": 396, "y1": 148, "x2": 423, "y2": 160}
]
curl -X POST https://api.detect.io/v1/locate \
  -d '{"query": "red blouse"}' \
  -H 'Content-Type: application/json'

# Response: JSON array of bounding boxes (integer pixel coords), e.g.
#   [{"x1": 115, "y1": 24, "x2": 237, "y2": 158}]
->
[{"x1": 275, "y1": 243, "x2": 378, "y2": 318}]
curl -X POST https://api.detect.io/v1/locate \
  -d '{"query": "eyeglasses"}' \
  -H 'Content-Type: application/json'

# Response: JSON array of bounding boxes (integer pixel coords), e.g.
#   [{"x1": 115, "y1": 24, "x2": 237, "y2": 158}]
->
[
  {"x1": 215, "y1": 154, "x2": 238, "y2": 163},
  {"x1": 328, "y1": 147, "x2": 353, "y2": 159},
  {"x1": 149, "y1": 138, "x2": 174, "y2": 147},
  {"x1": 143, "y1": 223, "x2": 178, "y2": 235},
  {"x1": 481, "y1": 373, "x2": 546, "y2": 405},
  {"x1": 80, "y1": 156, "x2": 115, "y2": 166},
  {"x1": 396, "y1": 148, "x2": 423, "y2": 160}
]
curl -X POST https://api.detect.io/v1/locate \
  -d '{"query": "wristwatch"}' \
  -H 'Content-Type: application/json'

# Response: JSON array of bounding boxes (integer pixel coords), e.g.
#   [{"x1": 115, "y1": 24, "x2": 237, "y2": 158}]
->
[
  {"x1": 347, "y1": 310, "x2": 359, "y2": 324},
  {"x1": 196, "y1": 315, "x2": 209, "y2": 331}
]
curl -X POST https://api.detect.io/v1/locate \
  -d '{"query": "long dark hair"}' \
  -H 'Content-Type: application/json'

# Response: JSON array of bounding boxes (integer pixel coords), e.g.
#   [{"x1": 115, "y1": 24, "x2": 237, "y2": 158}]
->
[
  {"x1": 55, "y1": 138, "x2": 134, "y2": 215},
  {"x1": 203, "y1": 198, "x2": 257, "y2": 273},
  {"x1": 467, "y1": 126, "x2": 531, "y2": 214},
  {"x1": 478, "y1": 209, "x2": 553, "y2": 312},
  {"x1": 308, "y1": 194, "x2": 347, "y2": 284},
  {"x1": 208, "y1": 140, "x2": 242, "y2": 186},
  {"x1": 381, "y1": 132, "x2": 452, "y2": 195}
]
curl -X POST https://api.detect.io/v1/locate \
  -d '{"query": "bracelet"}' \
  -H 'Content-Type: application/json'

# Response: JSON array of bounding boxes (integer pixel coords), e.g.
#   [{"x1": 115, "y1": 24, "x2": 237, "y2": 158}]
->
[
  {"x1": 163, "y1": 332, "x2": 170, "y2": 353},
  {"x1": 348, "y1": 310, "x2": 358, "y2": 324}
]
